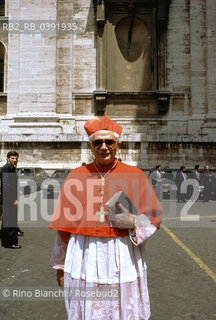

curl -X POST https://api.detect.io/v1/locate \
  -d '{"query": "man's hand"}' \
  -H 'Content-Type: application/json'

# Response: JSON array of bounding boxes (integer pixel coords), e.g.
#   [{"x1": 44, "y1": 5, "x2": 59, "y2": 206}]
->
[
  {"x1": 56, "y1": 269, "x2": 64, "y2": 287},
  {"x1": 109, "y1": 203, "x2": 135, "y2": 229},
  {"x1": 13, "y1": 200, "x2": 19, "y2": 206}
]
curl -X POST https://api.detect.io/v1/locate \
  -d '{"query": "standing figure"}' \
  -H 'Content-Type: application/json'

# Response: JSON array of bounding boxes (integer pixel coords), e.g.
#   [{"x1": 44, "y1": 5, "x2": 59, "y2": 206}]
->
[
  {"x1": 193, "y1": 164, "x2": 201, "y2": 200},
  {"x1": 193, "y1": 164, "x2": 200, "y2": 182},
  {"x1": 151, "y1": 165, "x2": 163, "y2": 201},
  {"x1": 1, "y1": 151, "x2": 21, "y2": 249},
  {"x1": 49, "y1": 113, "x2": 163, "y2": 320},
  {"x1": 175, "y1": 166, "x2": 187, "y2": 203},
  {"x1": 201, "y1": 165, "x2": 212, "y2": 202}
]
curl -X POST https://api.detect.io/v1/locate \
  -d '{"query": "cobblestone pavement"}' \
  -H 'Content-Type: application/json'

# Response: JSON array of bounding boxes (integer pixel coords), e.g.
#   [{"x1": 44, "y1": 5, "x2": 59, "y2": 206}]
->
[{"x1": 0, "y1": 194, "x2": 215, "y2": 320}]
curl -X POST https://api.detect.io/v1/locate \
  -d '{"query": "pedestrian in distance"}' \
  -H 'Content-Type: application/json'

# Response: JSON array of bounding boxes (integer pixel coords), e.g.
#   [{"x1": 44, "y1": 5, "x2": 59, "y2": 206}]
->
[
  {"x1": 192, "y1": 164, "x2": 201, "y2": 201},
  {"x1": 0, "y1": 151, "x2": 22, "y2": 249},
  {"x1": 150, "y1": 164, "x2": 163, "y2": 201},
  {"x1": 175, "y1": 166, "x2": 187, "y2": 203},
  {"x1": 193, "y1": 164, "x2": 200, "y2": 182},
  {"x1": 201, "y1": 165, "x2": 212, "y2": 202}
]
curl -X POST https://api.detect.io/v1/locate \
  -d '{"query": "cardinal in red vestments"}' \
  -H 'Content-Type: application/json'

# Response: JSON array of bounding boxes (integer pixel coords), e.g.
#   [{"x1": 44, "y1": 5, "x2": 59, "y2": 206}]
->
[{"x1": 49, "y1": 113, "x2": 163, "y2": 320}]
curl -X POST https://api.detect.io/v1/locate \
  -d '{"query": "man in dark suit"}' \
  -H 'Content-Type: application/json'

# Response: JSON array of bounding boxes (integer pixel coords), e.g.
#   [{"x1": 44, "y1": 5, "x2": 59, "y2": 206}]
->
[
  {"x1": 151, "y1": 165, "x2": 163, "y2": 201},
  {"x1": 0, "y1": 151, "x2": 22, "y2": 249},
  {"x1": 175, "y1": 166, "x2": 187, "y2": 202},
  {"x1": 193, "y1": 164, "x2": 200, "y2": 182},
  {"x1": 201, "y1": 165, "x2": 212, "y2": 202}
]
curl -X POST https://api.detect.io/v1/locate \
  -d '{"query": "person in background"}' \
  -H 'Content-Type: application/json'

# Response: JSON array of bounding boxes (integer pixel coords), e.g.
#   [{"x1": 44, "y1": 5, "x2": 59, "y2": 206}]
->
[
  {"x1": 0, "y1": 151, "x2": 22, "y2": 249},
  {"x1": 175, "y1": 166, "x2": 187, "y2": 203},
  {"x1": 13, "y1": 159, "x2": 24, "y2": 237},
  {"x1": 201, "y1": 165, "x2": 212, "y2": 202},
  {"x1": 194, "y1": 164, "x2": 200, "y2": 182},
  {"x1": 151, "y1": 165, "x2": 163, "y2": 201}
]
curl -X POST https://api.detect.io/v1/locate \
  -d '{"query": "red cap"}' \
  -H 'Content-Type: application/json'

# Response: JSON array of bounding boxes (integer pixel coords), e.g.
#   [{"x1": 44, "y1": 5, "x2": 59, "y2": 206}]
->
[{"x1": 84, "y1": 113, "x2": 123, "y2": 137}]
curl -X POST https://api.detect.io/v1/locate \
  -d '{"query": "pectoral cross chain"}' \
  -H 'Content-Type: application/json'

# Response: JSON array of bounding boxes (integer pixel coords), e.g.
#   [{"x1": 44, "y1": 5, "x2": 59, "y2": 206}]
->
[
  {"x1": 96, "y1": 176, "x2": 108, "y2": 223},
  {"x1": 93, "y1": 161, "x2": 118, "y2": 224}
]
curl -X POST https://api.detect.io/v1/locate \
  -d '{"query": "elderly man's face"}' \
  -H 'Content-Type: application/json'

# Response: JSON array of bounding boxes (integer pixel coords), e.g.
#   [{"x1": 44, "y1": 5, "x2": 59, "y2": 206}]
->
[{"x1": 90, "y1": 130, "x2": 121, "y2": 165}]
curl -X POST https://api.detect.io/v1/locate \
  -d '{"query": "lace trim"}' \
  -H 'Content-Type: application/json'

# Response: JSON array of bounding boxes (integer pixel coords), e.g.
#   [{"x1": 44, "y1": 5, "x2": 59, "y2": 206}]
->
[
  {"x1": 129, "y1": 214, "x2": 157, "y2": 246},
  {"x1": 50, "y1": 231, "x2": 70, "y2": 269}
]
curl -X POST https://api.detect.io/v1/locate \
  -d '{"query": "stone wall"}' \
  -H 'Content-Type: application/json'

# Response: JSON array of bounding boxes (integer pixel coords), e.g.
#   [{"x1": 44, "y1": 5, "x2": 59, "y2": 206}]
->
[
  {"x1": 0, "y1": 0, "x2": 215, "y2": 169},
  {"x1": 1, "y1": 140, "x2": 215, "y2": 170},
  {"x1": 0, "y1": 141, "x2": 82, "y2": 169}
]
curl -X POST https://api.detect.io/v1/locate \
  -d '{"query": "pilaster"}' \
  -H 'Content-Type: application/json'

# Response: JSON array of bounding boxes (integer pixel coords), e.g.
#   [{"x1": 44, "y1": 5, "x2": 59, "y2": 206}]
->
[{"x1": 190, "y1": 0, "x2": 207, "y2": 115}]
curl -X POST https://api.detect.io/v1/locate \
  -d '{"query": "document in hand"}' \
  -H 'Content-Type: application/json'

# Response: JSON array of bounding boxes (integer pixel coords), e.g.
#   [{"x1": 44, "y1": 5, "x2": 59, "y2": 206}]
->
[{"x1": 105, "y1": 190, "x2": 138, "y2": 215}]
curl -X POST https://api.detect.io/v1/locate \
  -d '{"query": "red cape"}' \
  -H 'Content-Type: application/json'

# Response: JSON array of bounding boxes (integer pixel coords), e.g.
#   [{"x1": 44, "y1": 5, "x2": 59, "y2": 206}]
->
[{"x1": 49, "y1": 161, "x2": 163, "y2": 237}]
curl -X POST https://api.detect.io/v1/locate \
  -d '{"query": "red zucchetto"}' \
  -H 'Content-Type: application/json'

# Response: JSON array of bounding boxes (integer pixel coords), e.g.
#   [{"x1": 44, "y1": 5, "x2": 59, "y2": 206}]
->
[{"x1": 84, "y1": 113, "x2": 123, "y2": 137}]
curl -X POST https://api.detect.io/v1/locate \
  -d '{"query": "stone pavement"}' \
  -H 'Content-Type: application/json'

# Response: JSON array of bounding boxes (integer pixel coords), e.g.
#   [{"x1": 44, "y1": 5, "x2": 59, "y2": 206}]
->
[{"x1": 0, "y1": 196, "x2": 215, "y2": 320}]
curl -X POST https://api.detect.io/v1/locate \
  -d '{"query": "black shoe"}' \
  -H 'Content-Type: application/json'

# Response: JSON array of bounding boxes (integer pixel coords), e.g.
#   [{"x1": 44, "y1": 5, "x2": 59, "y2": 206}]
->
[
  {"x1": 17, "y1": 231, "x2": 24, "y2": 236},
  {"x1": 5, "y1": 244, "x2": 22, "y2": 249}
]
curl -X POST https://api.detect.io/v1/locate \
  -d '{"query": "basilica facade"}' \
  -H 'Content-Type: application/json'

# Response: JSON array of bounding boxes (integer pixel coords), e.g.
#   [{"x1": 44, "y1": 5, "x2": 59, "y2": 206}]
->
[{"x1": 0, "y1": 0, "x2": 216, "y2": 170}]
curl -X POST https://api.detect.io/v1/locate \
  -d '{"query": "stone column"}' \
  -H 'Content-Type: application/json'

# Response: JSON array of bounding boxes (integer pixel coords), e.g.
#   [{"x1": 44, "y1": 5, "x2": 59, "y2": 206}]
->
[
  {"x1": 19, "y1": 1, "x2": 57, "y2": 113},
  {"x1": 190, "y1": 0, "x2": 207, "y2": 115},
  {"x1": 8, "y1": 0, "x2": 57, "y2": 115},
  {"x1": 56, "y1": 0, "x2": 73, "y2": 114},
  {"x1": 72, "y1": 0, "x2": 96, "y2": 93},
  {"x1": 166, "y1": 0, "x2": 190, "y2": 94},
  {"x1": 7, "y1": 0, "x2": 20, "y2": 115},
  {"x1": 206, "y1": 0, "x2": 216, "y2": 115}
]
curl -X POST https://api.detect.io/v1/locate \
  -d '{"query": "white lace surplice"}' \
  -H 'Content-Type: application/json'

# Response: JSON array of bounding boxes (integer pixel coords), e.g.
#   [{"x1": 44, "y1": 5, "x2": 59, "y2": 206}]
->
[{"x1": 50, "y1": 215, "x2": 157, "y2": 320}]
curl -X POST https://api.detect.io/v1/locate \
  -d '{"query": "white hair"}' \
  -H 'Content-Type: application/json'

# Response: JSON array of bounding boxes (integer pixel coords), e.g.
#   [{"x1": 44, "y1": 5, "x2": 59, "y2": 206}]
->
[{"x1": 89, "y1": 130, "x2": 120, "y2": 142}]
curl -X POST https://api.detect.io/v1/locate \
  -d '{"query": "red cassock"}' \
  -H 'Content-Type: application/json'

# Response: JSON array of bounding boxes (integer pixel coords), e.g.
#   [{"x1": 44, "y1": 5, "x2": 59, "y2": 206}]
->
[{"x1": 49, "y1": 161, "x2": 163, "y2": 236}]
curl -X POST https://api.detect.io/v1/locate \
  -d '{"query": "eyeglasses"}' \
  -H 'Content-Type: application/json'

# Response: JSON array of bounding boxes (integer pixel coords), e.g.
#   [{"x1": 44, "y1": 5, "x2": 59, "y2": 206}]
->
[{"x1": 92, "y1": 139, "x2": 117, "y2": 148}]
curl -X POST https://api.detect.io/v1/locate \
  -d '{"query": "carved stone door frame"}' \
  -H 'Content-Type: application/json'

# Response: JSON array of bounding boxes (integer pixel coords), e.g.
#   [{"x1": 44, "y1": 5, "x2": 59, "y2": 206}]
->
[
  {"x1": 94, "y1": 0, "x2": 171, "y2": 115},
  {"x1": 97, "y1": 6, "x2": 157, "y2": 91}
]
